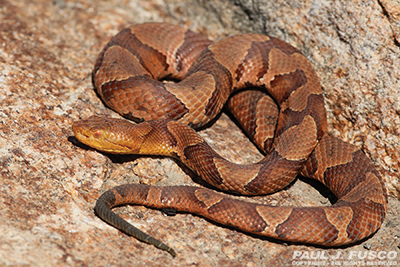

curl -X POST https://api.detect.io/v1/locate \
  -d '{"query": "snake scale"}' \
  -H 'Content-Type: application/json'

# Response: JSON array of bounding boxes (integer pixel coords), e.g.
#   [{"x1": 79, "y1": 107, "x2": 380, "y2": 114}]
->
[{"x1": 72, "y1": 23, "x2": 387, "y2": 257}]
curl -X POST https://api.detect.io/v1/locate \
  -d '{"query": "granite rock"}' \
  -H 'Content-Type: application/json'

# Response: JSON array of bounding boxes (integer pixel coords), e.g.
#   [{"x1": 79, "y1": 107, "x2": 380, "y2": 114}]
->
[{"x1": 0, "y1": 0, "x2": 399, "y2": 266}]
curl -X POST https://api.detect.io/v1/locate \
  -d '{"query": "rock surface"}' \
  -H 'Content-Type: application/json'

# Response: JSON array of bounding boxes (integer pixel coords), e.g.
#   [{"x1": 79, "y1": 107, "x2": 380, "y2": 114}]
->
[{"x1": 0, "y1": 0, "x2": 399, "y2": 266}]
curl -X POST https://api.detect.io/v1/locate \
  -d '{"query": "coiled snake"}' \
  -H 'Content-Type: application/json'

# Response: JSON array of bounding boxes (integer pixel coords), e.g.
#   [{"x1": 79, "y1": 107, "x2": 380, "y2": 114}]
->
[{"x1": 72, "y1": 23, "x2": 387, "y2": 257}]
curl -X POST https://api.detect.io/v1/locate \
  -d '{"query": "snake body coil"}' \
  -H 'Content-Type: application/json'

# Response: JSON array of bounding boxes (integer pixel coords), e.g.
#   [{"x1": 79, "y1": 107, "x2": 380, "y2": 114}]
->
[{"x1": 73, "y1": 23, "x2": 387, "y2": 257}]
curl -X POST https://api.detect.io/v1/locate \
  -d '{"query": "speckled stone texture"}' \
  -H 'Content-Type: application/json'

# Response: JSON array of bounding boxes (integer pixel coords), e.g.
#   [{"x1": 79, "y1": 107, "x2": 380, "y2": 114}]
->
[{"x1": 0, "y1": 0, "x2": 399, "y2": 266}]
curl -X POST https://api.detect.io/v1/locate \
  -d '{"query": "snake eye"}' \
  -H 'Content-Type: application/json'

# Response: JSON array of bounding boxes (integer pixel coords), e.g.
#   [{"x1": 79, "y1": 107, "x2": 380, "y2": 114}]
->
[{"x1": 93, "y1": 130, "x2": 102, "y2": 138}]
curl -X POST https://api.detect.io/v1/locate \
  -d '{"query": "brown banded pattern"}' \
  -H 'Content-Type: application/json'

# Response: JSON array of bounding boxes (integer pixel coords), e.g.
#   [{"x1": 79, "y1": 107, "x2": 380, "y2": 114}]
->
[{"x1": 73, "y1": 22, "x2": 387, "y2": 257}]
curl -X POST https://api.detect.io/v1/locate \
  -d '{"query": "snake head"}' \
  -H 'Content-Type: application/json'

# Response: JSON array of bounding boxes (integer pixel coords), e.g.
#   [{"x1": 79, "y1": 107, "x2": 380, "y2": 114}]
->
[{"x1": 72, "y1": 115, "x2": 149, "y2": 154}]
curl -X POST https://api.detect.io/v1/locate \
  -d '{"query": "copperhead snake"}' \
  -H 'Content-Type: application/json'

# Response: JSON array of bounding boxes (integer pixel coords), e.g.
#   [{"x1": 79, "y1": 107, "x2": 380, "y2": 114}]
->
[{"x1": 72, "y1": 22, "x2": 388, "y2": 257}]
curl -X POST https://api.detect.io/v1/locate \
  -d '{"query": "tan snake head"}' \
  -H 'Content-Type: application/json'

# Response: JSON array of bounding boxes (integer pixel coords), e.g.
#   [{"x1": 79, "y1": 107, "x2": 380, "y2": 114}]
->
[
  {"x1": 72, "y1": 115, "x2": 150, "y2": 154},
  {"x1": 72, "y1": 116, "x2": 179, "y2": 156}
]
